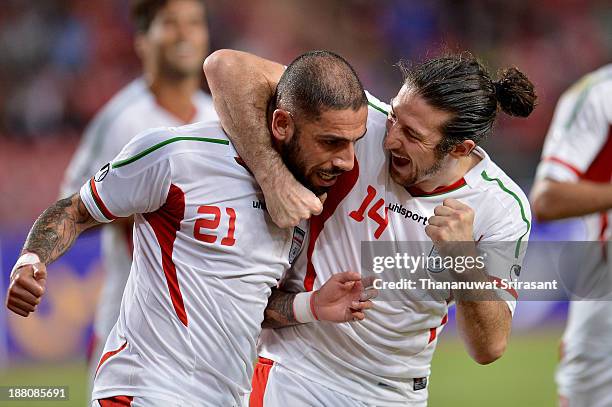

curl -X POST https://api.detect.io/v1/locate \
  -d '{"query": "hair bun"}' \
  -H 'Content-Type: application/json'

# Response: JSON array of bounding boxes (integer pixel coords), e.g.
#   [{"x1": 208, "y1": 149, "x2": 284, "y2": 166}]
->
[{"x1": 494, "y1": 67, "x2": 537, "y2": 117}]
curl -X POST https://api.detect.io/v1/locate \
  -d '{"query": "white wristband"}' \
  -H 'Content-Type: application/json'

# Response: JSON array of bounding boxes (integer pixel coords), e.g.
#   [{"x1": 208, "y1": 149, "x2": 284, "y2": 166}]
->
[
  {"x1": 10, "y1": 252, "x2": 41, "y2": 278},
  {"x1": 293, "y1": 291, "x2": 318, "y2": 323}
]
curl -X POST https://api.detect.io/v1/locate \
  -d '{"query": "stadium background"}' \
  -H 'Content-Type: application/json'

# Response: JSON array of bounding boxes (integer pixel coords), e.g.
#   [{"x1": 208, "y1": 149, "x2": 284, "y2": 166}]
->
[{"x1": 0, "y1": 0, "x2": 610, "y2": 405}]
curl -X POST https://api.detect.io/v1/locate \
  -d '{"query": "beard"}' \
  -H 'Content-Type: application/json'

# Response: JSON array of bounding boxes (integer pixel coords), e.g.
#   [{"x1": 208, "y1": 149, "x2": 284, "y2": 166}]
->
[
  {"x1": 391, "y1": 152, "x2": 445, "y2": 188},
  {"x1": 279, "y1": 129, "x2": 334, "y2": 196}
]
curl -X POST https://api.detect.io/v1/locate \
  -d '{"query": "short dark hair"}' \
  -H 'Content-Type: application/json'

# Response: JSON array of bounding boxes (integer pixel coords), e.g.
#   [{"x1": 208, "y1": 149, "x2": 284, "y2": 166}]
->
[
  {"x1": 399, "y1": 53, "x2": 537, "y2": 154},
  {"x1": 130, "y1": 0, "x2": 206, "y2": 33},
  {"x1": 274, "y1": 50, "x2": 368, "y2": 120}
]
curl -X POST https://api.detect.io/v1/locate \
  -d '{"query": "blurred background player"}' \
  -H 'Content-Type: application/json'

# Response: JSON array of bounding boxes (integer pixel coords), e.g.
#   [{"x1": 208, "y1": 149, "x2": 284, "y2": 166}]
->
[
  {"x1": 530, "y1": 64, "x2": 612, "y2": 407},
  {"x1": 58, "y1": 0, "x2": 216, "y2": 385}
]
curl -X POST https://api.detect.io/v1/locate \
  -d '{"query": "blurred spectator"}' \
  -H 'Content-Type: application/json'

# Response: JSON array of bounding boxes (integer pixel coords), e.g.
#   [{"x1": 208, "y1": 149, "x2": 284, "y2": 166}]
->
[{"x1": 0, "y1": 0, "x2": 610, "y2": 224}]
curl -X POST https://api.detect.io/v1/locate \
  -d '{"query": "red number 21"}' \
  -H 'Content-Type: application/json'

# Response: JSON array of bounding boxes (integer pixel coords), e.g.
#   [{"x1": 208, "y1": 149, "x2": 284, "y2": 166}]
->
[
  {"x1": 349, "y1": 185, "x2": 388, "y2": 239},
  {"x1": 194, "y1": 206, "x2": 236, "y2": 246}
]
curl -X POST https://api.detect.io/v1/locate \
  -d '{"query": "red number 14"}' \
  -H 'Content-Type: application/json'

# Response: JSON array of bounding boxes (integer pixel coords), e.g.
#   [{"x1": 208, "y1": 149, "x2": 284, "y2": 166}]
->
[{"x1": 349, "y1": 185, "x2": 388, "y2": 239}]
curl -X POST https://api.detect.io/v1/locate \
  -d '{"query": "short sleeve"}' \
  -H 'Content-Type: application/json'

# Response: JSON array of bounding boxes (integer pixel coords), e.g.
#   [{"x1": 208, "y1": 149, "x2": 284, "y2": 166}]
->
[
  {"x1": 479, "y1": 192, "x2": 532, "y2": 316},
  {"x1": 79, "y1": 137, "x2": 172, "y2": 223},
  {"x1": 536, "y1": 81, "x2": 612, "y2": 183}
]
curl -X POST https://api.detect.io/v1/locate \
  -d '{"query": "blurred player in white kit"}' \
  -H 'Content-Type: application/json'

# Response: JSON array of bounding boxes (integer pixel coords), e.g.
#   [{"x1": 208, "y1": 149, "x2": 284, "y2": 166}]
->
[
  {"x1": 531, "y1": 64, "x2": 612, "y2": 407},
  {"x1": 205, "y1": 50, "x2": 537, "y2": 406},
  {"x1": 59, "y1": 0, "x2": 216, "y2": 382},
  {"x1": 7, "y1": 50, "x2": 375, "y2": 406}
]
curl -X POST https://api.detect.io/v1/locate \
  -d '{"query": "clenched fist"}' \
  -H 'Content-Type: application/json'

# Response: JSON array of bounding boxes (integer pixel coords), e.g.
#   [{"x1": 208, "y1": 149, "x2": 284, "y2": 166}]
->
[
  {"x1": 6, "y1": 261, "x2": 47, "y2": 317},
  {"x1": 425, "y1": 198, "x2": 475, "y2": 243},
  {"x1": 261, "y1": 172, "x2": 325, "y2": 228}
]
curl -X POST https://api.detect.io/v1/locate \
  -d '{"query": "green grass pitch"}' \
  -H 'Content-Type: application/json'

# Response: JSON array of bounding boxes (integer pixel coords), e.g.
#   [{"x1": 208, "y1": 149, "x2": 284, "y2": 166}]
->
[{"x1": 0, "y1": 331, "x2": 561, "y2": 406}]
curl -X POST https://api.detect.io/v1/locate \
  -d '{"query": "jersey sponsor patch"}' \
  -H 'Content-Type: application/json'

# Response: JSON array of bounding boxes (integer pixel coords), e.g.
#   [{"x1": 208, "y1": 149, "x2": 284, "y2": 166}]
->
[
  {"x1": 413, "y1": 377, "x2": 427, "y2": 391},
  {"x1": 95, "y1": 163, "x2": 111, "y2": 182},
  {"x1": 289, "y1": 226, "x2": 306, "y2": 264}
]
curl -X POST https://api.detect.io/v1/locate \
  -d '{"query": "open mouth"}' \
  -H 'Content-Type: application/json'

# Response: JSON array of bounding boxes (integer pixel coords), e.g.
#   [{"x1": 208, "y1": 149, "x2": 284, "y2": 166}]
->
[
  {"x1": 316, "y1": 171, "x2": 340, "y2": 186},
  {"x1": 391, "y1": 153, "x2": 410, "y2": 167}
]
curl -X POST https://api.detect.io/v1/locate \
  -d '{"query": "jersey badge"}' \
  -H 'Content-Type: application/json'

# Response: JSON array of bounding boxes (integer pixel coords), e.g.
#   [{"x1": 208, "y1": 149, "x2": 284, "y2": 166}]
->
[{"x1": 289, "y1": 227, "x2": 306, "y2": 264}]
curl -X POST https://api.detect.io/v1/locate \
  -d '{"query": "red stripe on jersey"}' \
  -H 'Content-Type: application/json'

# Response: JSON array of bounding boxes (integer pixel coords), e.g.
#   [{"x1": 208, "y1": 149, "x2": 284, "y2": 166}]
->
[
  {"x1": 541, "y1": 157, "x2": 583, "y2": 177},
  {"x1": 95, "y1": 340, "x2": 127, "y2": 376},
  {"x1": 304, "y1": 158, "x2": 360, "y2": 291},
  {"x1": 488, "y1": 276, "x2": 518, "y2": 299},
  {"x1": 428, "y1": 314, "x2": 448, "y2": 344},
  {"x1": 90, "y1": 178, "x2": 118, "y2": 220},
  {"x1": 582, "y1": 126, "x2": 612, "y2": 183},
  {"x1": 583, "y1": 126, "x2": 612, "y2": 243},
  {"x1": 407, "y1": 177, "x2": 467, "y2": 197},
  {"x1": 123, "y1": 220, "x2": 134, "y2": 258},
  {"x1": 98, "y1": 395, "x2": 134, "y2": 407},
  {"x1": 249, "y1": 358, "x2": 275, "y2": 407},
  {"x1": 144, "y1": 184, "x2": 189, "y2": 326}
]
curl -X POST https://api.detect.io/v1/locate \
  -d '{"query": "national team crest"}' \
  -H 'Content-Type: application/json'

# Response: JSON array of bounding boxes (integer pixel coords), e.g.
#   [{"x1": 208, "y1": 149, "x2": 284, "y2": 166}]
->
[{"x1": 289, "y1": 226, "x2": 306, "y2": 264}]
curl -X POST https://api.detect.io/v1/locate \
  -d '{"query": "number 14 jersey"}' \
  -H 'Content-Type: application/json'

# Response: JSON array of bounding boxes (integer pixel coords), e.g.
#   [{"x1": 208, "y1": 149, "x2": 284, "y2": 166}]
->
[{"x1": 258, "y1": 93, "x2": 531, "y2": 406}]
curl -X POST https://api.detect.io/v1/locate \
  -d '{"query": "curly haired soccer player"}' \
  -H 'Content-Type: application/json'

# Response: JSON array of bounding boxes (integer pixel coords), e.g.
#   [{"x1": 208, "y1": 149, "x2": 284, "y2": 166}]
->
[{"x1": 204, "y1": 50, "x2": 537, "y2": 406}]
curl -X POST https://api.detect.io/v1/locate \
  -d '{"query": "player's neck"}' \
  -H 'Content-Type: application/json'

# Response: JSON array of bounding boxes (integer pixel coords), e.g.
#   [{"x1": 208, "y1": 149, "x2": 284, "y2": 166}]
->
[
  {"x1": 414, "y1": 153, "x2": 481, "y2": 193},
  {"x1": 149, "y1": 76, "x2": 200, "y2": 123}
]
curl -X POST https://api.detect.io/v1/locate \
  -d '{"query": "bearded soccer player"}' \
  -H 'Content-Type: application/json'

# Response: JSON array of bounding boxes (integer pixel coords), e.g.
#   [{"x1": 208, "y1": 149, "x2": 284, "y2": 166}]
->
[
  {"x1": 59, "y1": 0, "x2": 218, "y2": 383},
  {"x1": 6, "y1": 51, "x2": 374, "y2": 406},
  {"x1": 531, "y1": 64, "x2": 612, "y2": 407},
  {"x1": 204, "y1": 51, "x2": 537, "y2": 406}
]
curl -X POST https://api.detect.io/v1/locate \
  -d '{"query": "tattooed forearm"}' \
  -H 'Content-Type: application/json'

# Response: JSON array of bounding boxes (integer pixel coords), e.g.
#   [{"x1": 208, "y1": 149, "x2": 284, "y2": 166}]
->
[
  {"x1": 22, "y1": 193, "x2": 100, "y2": 264},
  {"x1": 262, "y1": 288, "x2": 301, "y2": 329}
]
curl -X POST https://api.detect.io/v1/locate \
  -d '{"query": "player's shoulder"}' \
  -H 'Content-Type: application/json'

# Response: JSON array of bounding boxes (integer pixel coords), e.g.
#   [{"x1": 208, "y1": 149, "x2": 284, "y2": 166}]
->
[
  {"x1": 111, "y1": 120, "x2": 231, "y2": 173},
  {"x1": 87, "y1": 78, "x2": 151, "y2": 131},
  {"x1": 561, "y1": 64, "x2": 612, "y2": 106},
  {"x1": 466, "y1": 148, "x2": 531, "y2": 223},
  {"x1": 365, "y1": 90, "x2": 390, "y2": 122}
]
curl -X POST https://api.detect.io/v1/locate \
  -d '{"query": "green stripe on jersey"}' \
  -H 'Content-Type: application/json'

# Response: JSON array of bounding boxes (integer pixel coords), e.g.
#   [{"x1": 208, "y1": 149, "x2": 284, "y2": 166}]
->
[
  {"x1": 112, "y1": 136, "x2": 229, "y2": 168},
  {"x1": 368, "y1": 101, "x2": 389, "y2": 116},
  {"x1": 480, "y1": 170, "x2": 531, "y2": 259}
]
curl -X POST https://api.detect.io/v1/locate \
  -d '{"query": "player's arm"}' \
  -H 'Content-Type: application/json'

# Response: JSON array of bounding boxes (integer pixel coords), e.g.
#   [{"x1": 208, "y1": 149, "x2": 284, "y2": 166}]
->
[
  {"x1": 531, "y1": 82, "x2": 612, "y2": 221},
  {"x1": 262, "y1": 272, "x2": 376, "y2": 328},
  {"x1": 531, "y1": 178, "x2": 612, "y2": 221},
  {"x1": 426, "y1": 198, "x2": 512, "y2": 365},
  {"x1": 203, "y1": 50, "x2": 323, "y2": 228},
  {"x1": 6, "y1": 193, "x2": 101, "y2": 317}
]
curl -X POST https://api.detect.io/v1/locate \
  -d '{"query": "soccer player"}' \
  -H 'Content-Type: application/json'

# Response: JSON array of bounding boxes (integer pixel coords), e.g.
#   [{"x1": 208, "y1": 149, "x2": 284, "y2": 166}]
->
[
  {"x1": 6, "y1": 51, "x2": 373, "y2": 406},
  {"x1": 59, "y1": 0, "x2": 217, "y2": 382},
  {"x1": 204, "y1": 50, "x2": 537, "y2": 406},
  {"x1": 530, "y1": 64, "x2": 612, "y2": 407}
]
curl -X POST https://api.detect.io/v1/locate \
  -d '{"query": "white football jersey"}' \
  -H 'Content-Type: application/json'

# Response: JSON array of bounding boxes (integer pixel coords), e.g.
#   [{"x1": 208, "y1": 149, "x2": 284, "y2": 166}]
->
[
  {"x1": 534, "y1": 65, "x2": 612, "y2": 395},
  {"x1": 60, "y1": 78, "x2": 217, "y2": 348},
  {"x1": 258, "y1": 93, "x2": 531, "y2": 405},
  {"x1": 80, "y1": 122, "x2": 303, "y2": 405}
]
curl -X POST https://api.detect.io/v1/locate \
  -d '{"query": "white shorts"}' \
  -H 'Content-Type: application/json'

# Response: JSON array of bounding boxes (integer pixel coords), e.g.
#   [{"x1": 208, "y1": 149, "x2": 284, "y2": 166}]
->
[
  {"x1": 249, "y1": 358, "x2": 427, "y2": 407},
  {"x1": 557, "y1": 352, "x2": 612, "y2": 407},
  {"x1": 92, "y1": 395, "x2": 182, "y2": 407},
  {"x1": 558, "y1": 387, "x2": 612, "y2": 407},
  {"x1": 93, "y1": 394, "x2": 248, "y2": 407}
]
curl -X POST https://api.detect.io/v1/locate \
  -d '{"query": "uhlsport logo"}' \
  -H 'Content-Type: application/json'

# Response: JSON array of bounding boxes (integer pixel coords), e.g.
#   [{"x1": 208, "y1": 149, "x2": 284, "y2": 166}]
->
[{"x1": 387, "y1": 202, "x2": 428, "y2": 226}]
